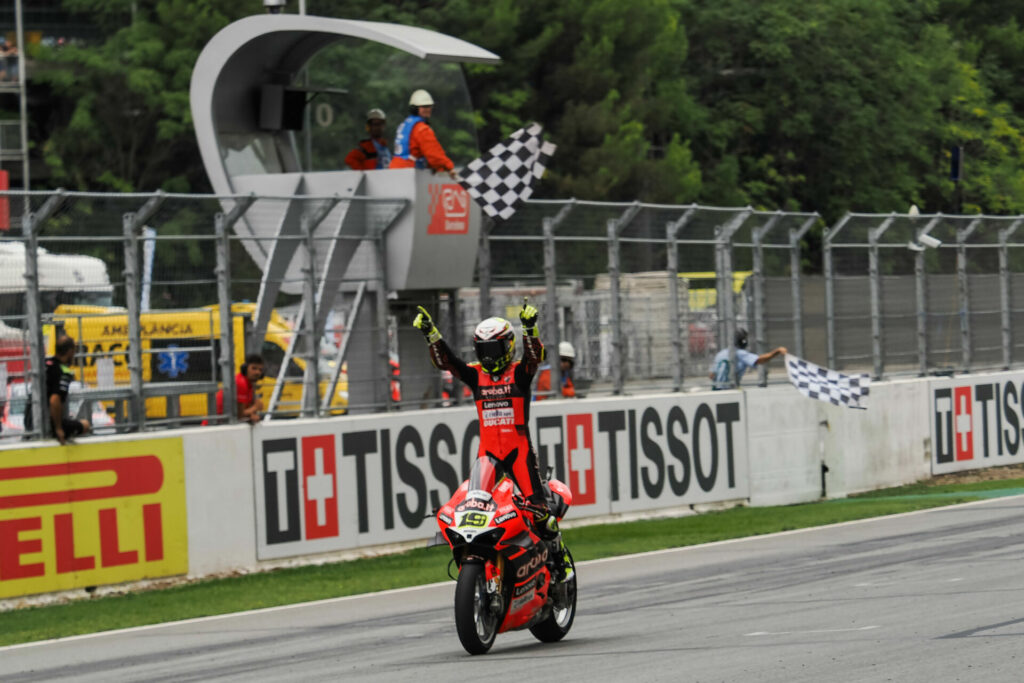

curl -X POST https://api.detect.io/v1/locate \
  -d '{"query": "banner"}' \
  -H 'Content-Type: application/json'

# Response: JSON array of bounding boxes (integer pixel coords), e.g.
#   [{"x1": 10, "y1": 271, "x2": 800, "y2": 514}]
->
[
  {"x1": 931, "y1": 372, "x2": 1024, "y2": 475},
  {"x1": 252, "y1": 393, "x2": 749, "y2": 560},
  {"x1": 0, "y1": 439, "x2": 188, "y2": 598}
]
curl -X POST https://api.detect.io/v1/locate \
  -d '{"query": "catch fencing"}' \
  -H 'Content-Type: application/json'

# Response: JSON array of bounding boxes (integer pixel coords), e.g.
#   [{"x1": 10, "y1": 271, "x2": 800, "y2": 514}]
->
[{"x1": 1, "y1": 189, "x2": 1023, "y2": 440}]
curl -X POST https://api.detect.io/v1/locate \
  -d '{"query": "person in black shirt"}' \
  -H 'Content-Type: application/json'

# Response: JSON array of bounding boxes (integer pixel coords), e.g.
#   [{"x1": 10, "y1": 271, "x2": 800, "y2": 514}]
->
[{"x1": 30, "y1": 335, "x2": 91, "y2": 444}]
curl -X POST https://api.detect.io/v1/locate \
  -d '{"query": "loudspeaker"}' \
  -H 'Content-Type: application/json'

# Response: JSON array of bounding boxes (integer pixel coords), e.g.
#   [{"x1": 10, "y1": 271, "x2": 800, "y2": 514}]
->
[{"x1": 259, "y1": 85, "x2": 306, "y2": 131}]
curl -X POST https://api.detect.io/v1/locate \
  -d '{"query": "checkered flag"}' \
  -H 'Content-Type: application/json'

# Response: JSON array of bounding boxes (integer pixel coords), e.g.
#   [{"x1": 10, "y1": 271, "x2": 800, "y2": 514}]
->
[
  {"x1": 785, "y1": 355, "x2": 870, "y2": 409},
  {"x1": 458, "y1": 123, "x2": 555, "y2": 221}
]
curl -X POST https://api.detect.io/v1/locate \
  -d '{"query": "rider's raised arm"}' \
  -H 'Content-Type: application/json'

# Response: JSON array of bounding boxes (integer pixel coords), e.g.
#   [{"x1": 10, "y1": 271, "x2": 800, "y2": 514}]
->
[
  {"x1": 518, "y1": 300, "x2": 544, "y2": 377},
  {"x1": 413, "y1": 305, "x2": 478, "y2": 387},
  {"x1": 429, "y1": 338, "x2": 477, "y2": 386}
]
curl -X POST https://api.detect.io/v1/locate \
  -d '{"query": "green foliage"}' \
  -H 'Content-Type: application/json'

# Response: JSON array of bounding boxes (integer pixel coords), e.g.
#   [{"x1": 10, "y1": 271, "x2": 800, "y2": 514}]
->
[
  {"x1": 29, "y1": 0, "x2": 1024, "y2": 220},
  {"x1": 37, "y1": 0, "x2": 252, "y2": 192}
]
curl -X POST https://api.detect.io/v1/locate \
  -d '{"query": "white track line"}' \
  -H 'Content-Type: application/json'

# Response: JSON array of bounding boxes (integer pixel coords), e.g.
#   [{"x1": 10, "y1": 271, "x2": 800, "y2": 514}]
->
[{"x1": 3, "y1": 492, "x2": 1021, "y2": 652}]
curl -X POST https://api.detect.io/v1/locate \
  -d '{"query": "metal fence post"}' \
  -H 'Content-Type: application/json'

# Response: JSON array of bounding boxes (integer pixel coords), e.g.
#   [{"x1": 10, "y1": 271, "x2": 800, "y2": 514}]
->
[
  {"x1": 122, "y1": 192, "x2": 166, "y2": 431},
  {"x1": 374, "y1": 227, "x2": 391, "y2": 411},
  {"x1": 301, "y1": 211, "x2": 319, "y2": 417},
  {"x1": 914, "y1": 217, "x2": 941, "y2": 375},
  {"x1": 752, "y1": 212, "x2": 781, "y2": 386},
  {"x1": 790, "y1": 215, "x2": 817, "y2": 359},
  {"x1": 607, "y1": 218, "x2": 623, "y2": 394},
  {"x1": 999, "y1": 219, "x2": 1022, "y2": 370},
  {"x1": 957, "y1": 218, "x2": 981, "y2": 372},
  {"x1": 540, "y1": 202, "x2": 575, "y2": 396},
  {"x1": 22, "y1": 190, "x2": 65, "y2": 439},
  {"x1": 667, "y1": 207, "x2": 695, "y2": 391},
  {"x1": 543, "y1": 215, "x2": 559, "y2": 395},
  {"x1": 868, "y1": 215, "x2": 895, "y2": 380},
  {"x1": 715, "y1": 209, "x2": 749, "y2": 387},
  {"x1": 606, "y1": 203, "x2": 641, "y2": 394},
  {"x1": 478, "y1": 218, "x2": 492, "y2": 316},
  {"x1": 447, "y1": 288, "x2": 460, "y2": 405},
  {"x1": 823, "y1": 214, "x2": 851, "y2": 370},
  {"x1": 215, "y1": 195, "x2": 256, "y2": 423}
]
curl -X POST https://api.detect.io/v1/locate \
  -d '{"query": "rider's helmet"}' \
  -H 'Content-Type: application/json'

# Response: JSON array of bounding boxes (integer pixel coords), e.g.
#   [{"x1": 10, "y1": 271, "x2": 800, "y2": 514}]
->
[
  {"x1": 734, "y1": 328, "x2": 749, "y2": 349},
  {"x1": 473, "y1": 317, "x2": 515, "y2": 374},
  {"x1": 409, "y1": 89, "x2": 434, "y2": 107}
]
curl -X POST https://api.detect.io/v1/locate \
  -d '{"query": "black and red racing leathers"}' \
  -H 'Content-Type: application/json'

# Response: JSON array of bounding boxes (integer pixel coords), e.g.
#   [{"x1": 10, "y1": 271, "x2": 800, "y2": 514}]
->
[{"x1": 426, "y1": 333, "x2": 547, "y2": 508}]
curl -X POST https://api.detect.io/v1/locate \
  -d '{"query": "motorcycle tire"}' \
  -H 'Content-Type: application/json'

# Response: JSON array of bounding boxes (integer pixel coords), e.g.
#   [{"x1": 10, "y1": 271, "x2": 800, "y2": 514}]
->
[
  {"x1": 529, "y1": 570, "x2": 577, "y2": 643},
  {"x1": 454, "y1": 562, "x2": 499, "y2": 654}
]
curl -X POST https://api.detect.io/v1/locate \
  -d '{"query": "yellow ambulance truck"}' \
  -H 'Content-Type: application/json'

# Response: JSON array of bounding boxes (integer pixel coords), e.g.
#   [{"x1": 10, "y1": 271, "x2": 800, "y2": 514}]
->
[{"x1": 51, "y1": 302, "x2": 347, "y2": 420}]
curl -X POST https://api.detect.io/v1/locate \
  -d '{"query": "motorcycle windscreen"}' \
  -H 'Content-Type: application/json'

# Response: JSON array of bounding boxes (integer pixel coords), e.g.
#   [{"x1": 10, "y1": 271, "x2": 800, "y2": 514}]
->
[{"x1": 468, "y1": 453, "x2": 506, "y2": 492}]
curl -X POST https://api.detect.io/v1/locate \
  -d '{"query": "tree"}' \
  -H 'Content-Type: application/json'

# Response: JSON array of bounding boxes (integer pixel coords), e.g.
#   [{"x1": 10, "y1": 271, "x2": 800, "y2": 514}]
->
[{"x1": 37, "y1": 0, "x2": 251, "y2": 192}]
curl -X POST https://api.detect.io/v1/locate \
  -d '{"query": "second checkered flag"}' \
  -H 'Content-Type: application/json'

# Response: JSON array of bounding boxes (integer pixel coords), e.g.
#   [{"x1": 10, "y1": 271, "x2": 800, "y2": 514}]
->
[
  {"x1": 785, "y1": 354, "x2": 870, "y2": 409},
  {"x1": 458, "y1": 123, "x2": 556, "y2": 221}
]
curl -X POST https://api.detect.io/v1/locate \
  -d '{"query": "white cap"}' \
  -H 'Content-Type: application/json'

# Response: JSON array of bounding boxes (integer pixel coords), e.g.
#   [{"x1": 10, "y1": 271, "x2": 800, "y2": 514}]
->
[
  {"x1": 409, "y1": 89, "x2": 434, "y2": 107},
  {"x1": 558, "y1": 341, "x2": 576, "y2": 360},
  {"x1": 366, "y1": 108, "x2": 386, "y2": 121}
]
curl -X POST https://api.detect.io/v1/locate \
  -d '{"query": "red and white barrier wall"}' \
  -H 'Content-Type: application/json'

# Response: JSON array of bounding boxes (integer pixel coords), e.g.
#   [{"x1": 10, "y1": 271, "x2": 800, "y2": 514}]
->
[{"x1": 2, "y1": 371, "x2": 1022, "y2": 600}]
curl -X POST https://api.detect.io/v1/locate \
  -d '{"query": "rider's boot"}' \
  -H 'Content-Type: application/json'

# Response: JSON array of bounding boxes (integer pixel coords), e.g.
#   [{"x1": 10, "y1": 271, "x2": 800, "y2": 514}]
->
[{"x1": 547, "y1": 534, "x2": 574, "y2": 583}]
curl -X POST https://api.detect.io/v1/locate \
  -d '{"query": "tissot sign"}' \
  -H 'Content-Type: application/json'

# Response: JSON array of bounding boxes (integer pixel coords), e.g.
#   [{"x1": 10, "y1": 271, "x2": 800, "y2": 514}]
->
[
  {"x1": 253, "y1": 393, "x2": 749, "y2": 560},
  {"x1": 931, "y1": 374, "x2": 1024, "y2": 474}
]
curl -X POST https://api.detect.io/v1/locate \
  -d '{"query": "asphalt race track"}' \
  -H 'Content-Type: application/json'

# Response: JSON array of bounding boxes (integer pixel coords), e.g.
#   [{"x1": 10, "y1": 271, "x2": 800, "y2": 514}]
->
[{"x1": 4, "y1": 495, "x2": 1024, "y2": 682}]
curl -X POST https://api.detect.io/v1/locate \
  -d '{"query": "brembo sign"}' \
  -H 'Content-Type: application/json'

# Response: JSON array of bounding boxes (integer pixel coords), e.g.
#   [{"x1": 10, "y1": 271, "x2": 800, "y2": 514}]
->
[
  {"x1": 253, "y1": 393, "x2": 749, "y2": 560},
  {"x1": 932, "y1": 372, "x2": 1024, "y2": 474}
]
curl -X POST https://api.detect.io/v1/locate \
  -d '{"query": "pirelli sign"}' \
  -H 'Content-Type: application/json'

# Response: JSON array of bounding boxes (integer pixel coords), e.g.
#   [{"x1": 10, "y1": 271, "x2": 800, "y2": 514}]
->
[{"x1": 0, "y1": 439, "x2": 188, "y2": 598}]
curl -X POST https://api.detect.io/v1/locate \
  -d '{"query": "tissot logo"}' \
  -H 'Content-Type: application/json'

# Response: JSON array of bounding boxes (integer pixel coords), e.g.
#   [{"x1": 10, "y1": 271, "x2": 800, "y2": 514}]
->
[
  {"x1": 933, "y1": 379, "x2": 1024, "y2": 468},
  {"x1": 566, "y1": 414, "x2": 596, "y2": 505},
  {"x1": 263, "y1": 437, "x2": 341, "y2": 544},
  {"x1": 934, "y1": 386, "x2": 975, "y2": 463}
]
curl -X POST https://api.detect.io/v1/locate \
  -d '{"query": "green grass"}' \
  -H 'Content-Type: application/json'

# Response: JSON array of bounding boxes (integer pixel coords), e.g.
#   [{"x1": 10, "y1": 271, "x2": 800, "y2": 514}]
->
[{"x1": 3, "y1": 477, "x2": 1024, "y2": 647}]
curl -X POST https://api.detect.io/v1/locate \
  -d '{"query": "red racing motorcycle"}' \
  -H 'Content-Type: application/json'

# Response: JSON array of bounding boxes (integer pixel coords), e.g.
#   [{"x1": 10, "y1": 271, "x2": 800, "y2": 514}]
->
[{"x1": 435, "y1": 454, "x2": 577, "y2": 654}]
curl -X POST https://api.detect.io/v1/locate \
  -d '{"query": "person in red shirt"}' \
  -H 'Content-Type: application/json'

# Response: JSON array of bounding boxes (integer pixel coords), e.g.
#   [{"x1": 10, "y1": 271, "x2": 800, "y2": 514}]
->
[
  {"x1": 215, "y1": 354, "x2": 264, "y2": 424},
  {"x1": 388, "y1": 89, "x2": 459, "y2": 179},
  {"x1": 344, "y1": 108, "x2": 392, "y2": 170}
]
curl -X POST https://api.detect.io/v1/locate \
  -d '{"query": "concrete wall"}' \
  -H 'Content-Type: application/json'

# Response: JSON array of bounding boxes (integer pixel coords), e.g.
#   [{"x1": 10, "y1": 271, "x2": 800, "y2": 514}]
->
[{"x1": 1, "y1": 372, "x2": 1018, "y2": 601}]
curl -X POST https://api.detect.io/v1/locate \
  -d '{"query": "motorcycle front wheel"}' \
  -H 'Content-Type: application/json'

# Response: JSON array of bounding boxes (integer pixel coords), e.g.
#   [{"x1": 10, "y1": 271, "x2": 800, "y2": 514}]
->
[{"x1": 454, "y1": 561, "x2": 499, "y2": 654}]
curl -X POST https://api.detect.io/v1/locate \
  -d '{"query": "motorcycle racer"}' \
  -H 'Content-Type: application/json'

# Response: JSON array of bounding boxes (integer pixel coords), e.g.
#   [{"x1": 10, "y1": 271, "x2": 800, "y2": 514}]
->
[{"x1": 413, "y1": 301, "x2": 567, "y2": 553}]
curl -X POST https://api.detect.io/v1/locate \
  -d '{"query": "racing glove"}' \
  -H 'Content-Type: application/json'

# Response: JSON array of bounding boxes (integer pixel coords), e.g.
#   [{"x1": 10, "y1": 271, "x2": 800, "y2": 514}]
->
[
  {"x1": 520, "y1": 298, "x2": 539, "y2": 337},
  {"x1": 413, "y1": 305, "x2": 442, "y2": 344}
]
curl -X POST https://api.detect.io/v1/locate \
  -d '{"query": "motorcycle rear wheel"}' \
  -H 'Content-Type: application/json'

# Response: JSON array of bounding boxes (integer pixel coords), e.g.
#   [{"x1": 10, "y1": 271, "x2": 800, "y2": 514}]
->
[
  {"x1": 454, "y1": 562, "x2": 499, "y2": 654},
  {"x1": 530, "y1": 570, "x2": 577, "y2": 643}
]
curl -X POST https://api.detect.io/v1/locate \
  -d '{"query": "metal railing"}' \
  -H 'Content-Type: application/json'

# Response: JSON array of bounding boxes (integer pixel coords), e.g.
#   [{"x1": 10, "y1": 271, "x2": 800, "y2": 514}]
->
[{"x1": 3, "y1": 188, "x2": 1024, "y2": 441}]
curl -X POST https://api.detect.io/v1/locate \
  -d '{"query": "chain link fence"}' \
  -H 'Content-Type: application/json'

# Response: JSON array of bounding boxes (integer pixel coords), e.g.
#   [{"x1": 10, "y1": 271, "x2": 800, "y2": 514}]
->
[{"x1": 3, "y1": 189, "x2": 1024, "y2": 441}]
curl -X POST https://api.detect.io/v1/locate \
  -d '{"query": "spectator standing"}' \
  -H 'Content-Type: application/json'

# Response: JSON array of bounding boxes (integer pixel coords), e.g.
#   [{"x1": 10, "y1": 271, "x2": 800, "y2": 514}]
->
[
  {"x1": 536, "y1": 341, "x2": 577, "y2": 400},
  {"x1": 389, "y1": 89, "x2": 459, "y2": 179},
  {"x1": 215, "y1": 353, "x2": 265, "y2": 423},
  {"x1": 0, "y1": 38, "x2": 16, "y2": 82},
  {"x1": 344, "y1": 108, "x2": 392, "y2": 170},
  {"x1": 709, "y1": 328, "x2": 786, "y2": 390},
  {"x1": 24, "y1": 335, "x2": 91, "y2": 443}
]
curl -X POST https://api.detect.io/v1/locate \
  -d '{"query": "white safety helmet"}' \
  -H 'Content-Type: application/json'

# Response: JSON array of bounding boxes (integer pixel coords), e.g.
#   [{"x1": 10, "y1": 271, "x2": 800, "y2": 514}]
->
[
  {"x1": 558, "y1": 341, "x2": 576, "y2": 360},
  {"x1": 366, "y1": 108, "x2": 386, "y2": 122},
  {"x1": 409, "y1": 89, "x2": 434, "y2": 107}
]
